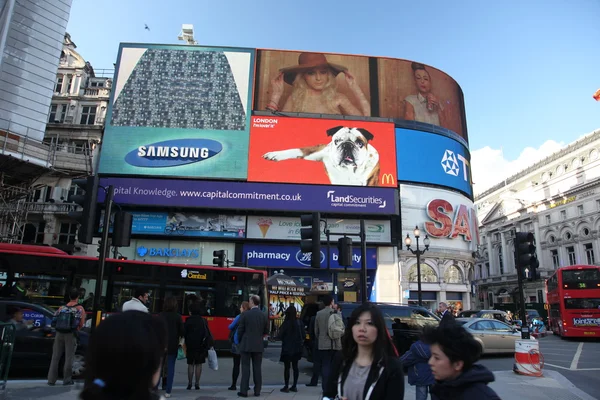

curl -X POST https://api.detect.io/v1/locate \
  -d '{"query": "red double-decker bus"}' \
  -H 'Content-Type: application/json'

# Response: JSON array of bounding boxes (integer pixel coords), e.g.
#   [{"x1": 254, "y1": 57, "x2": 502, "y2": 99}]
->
[
  {"x1": 546, "y1": 265, "x2": 600, "y2": 338},
  {"x1": 0, "y1": 243, "x2": 266, "y2": 349}
]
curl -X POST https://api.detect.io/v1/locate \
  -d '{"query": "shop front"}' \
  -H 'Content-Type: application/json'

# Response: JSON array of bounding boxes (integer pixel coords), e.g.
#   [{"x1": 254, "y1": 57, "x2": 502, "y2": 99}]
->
[{"x1": 242, "y1": 243, "x2": 377, "y2": 313}]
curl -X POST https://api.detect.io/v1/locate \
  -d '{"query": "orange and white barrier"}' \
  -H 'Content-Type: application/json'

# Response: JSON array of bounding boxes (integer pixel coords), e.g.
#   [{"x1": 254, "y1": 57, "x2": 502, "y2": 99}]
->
[{"x1": 513, "y1": 339, "x2": 544, "y2": 377}]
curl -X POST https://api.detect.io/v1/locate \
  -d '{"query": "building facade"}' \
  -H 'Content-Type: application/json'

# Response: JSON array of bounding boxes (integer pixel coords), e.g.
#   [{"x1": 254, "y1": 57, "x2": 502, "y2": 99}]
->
[
  {"x1": 0, "y1": 0, "x2": 73, "y2": 242},
  {"x1": 85, "y1": 43, "x2": 476, "y2": 311},
  {"x1": 474, "y1": 129, "x2": 600, "y2": 312},
  {"x1": 11, "y1": 33, "x2": 111, "y2": 252}
]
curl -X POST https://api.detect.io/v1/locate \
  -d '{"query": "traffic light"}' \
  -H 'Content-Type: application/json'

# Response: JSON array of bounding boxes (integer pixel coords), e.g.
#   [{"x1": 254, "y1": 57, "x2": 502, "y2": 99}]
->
[
  {"x1": 300, "y1": 212, "x2": 321, "y2": 269},
  {"x1": 68, "y1": 175, "x2": 100, "y2": 244},
  {"x1": 213, "y1": 250, "x2": 226, "y2": 267},
  {"x1": 515, "y1": 232, "x2": 539, "y2": 281},
  {"x1": 337, "y1": 237, "x2": 353, "y2": 267},
  {"x1": 112, "y1": 211, "x2": 133, "y2": 247}
]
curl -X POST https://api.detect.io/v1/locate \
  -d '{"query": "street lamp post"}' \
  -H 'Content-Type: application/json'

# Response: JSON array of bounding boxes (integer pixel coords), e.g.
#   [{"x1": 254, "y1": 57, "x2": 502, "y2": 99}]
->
[{"x1": 405, "y1": 225, "x2": 431, "y2": 307}]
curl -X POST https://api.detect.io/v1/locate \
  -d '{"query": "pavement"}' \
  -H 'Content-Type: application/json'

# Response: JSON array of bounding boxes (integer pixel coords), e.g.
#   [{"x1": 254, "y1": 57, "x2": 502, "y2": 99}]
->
[{"x1": 3, "y1": 368, "x2": 596, "y2": 400}]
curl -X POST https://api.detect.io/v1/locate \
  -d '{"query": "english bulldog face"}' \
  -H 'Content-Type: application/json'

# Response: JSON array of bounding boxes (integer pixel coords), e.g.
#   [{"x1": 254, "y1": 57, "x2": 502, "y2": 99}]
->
[{"x1": 326, "y1": 126, "x2": 374, "y2": 169}]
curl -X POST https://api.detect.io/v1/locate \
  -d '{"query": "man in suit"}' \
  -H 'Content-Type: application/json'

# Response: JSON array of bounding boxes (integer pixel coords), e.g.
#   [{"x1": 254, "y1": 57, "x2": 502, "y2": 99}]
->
[
  {"x1": 236, "y1": 294, "x2": 268, "y2": 397},
  {"x1": 438, "y1": 302, "x2": 455, "y2": 326},
  {"x1": 314, "y1": 295, "x2": 342, "y2": 390}
]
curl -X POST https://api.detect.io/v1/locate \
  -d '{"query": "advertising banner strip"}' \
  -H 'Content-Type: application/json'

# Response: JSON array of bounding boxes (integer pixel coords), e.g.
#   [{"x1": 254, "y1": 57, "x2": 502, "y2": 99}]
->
[
  {"x1": 243, "y1": 244, "x2": 377, "y2": 270},
  {"x1": 100, "y1": 211, "x2": 246, "y2": 238},
  {"x1": 98, "y1": 177, "x2": 398, "y2": 215},
  {"x1": 395, "y1": 128, "x2": 473, "y2": 198},
  {"x1": 246, "y1": 216, "x2": 391, "y2": 243}
]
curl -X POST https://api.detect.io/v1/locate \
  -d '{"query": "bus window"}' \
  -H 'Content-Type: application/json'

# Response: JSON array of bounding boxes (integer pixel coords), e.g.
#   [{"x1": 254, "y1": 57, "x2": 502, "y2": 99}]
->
[{"x1": 564, "y1": 298, "x2": 600, "y2": 309}]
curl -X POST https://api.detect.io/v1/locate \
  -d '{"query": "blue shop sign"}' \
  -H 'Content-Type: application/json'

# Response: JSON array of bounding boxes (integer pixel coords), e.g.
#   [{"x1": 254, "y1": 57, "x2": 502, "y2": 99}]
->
[{"x1": 243, "y1": 244, "x2": 377, "y2": 270}]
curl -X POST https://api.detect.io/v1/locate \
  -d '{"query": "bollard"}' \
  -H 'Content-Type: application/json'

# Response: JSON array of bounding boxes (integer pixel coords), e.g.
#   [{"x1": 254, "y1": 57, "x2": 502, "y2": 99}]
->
[{"x1": 513, "y1": 339, "x2": 543, "y2": 377}]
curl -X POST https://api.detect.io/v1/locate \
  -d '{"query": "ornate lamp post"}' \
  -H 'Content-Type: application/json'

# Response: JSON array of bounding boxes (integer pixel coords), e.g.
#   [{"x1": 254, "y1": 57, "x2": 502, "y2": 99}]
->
[{"x1": 405, "y1": 225, "x2": 431, "y2": 306}]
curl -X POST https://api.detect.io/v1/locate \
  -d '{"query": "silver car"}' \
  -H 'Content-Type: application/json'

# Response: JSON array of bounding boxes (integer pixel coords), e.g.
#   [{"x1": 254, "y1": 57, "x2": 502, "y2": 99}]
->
[{"x1": 456, "y1": 317, "x2": 522, "y2": 354}]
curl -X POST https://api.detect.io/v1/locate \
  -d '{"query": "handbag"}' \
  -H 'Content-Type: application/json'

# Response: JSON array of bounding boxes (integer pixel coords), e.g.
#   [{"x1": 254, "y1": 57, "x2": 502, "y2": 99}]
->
[
  {"x1": 207, "y1": 347, "x2": 218, "y2": 370},
  {"x1": 177, "y1": 346, "x2": 186, "y2": 360}
]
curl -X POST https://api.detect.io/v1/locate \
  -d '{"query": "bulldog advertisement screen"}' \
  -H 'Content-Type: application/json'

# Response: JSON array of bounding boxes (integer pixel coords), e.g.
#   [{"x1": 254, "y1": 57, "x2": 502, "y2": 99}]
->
[
  {"x1": 98, "y1": 44, "x2": 255, "y2": 180},
  {"x1": 247, "y1": 116, "x2": 397, "y2": 187},
  {"x1": 253, "y1": 49, "x2": 468, "y2": 142}
]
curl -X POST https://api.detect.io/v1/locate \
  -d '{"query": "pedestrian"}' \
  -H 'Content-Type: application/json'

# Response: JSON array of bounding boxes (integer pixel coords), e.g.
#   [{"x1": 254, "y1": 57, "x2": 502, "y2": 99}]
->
[
  {"x1": 158, "y1": 297, "x2": 184, "y2": 398},
  {"x1": 278, "y1": 305, "x2": 306, "y2": 393},
  {"x1": 79, "y1": 311, "x2": 168, "y2": 400},
  {"x1": 184, "y1": 301, "x2": 212, "y2": 390},
  {"x1": 47, "y1": 287, "x2": 85, "y2": 386},
  {"x1": 306, "y1": 302, "x2": 325, "y2": 387},
  {"x1": 122, "y1": 288, "x2": 150, "y2": 312},
  {"x1": 314, "y1": 295, "x2": 342, "y2": 390},
  {"x1": 437, "y1": 302, "x2": 454, "y2": 326},
  {"x1": 237, "y1": 294, "x2": 269, "y2": 398},
  {"x1": 228, "y1": 301, "x2": 251, "y2": 391},
  {"x1": 400, "y1": 337, "x2": 435, "y2": 400},
  {"x1": 422, "y1": 323, "x2": 501, "y2": 399},
  {"x1": 322, "y1": 302, "x2": 404, "y2": 400}
]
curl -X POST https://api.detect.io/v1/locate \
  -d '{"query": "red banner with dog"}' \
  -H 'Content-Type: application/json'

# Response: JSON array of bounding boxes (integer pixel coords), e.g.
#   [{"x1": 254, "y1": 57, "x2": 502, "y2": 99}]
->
[{"x1": 248, "y1": 116, "x2": 397, "y2": 187}]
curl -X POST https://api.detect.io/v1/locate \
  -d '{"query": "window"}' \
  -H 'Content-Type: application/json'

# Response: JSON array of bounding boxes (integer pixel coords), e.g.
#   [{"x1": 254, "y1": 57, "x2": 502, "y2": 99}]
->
[
  {"x1": 478, "y1": 265, "x2": 482, "y2": 279},
  {"x1": 551, "y1": 250, "x2": 559, "y2": 269},
  {"x1": 567, "y1": 246, "x2": 576, "y2": 265},
  {"x1": 486, "y1": 263, "x2": 490, "y2": 278},
  {"x1": 561, "y1": 210, "x2": 567, "y2": 220},
  {"x1": 66, "y1": 75, "x2": 74, "y2": 94},
  {"x1": 537, "y1": 290, "x2": 544, "y2": 303},
  {"x1": 67, "y1": 182, "x2": 84, "y2": 199},
  {"x1": 494, "y1": 233, "x2": 500, "y2": 241},
  {"x1": 545, "y1": 215, "x2": 551, "y2": 224},
  {"x1": 444, "y1": 266, "x2": 463, "y2": 284},
  {"x1": 407, "y1": 264, "x2": 438, "y2": 283},
  {"x1": 498, "y1": 247, "x2": 504, "y2": 274},
  {"x1": 58, "y1": 223, "x2": 78, "y2": 244},
  {"x1": 578, "y1": 205, "x2": 584, "y2": 216},
  {"x1": 48, "y1": 104, "x2": 57, "y2": 123},
  {"x1": 524, "y1": 223, "x2": 532, "y2": 232},
  {"x1": 597, "y1": 199, "x2": 600, "y2": 211},
  {"x1": 564, "y1": 298, "x2": 600, "y2": 310},
  {"x1": 55, "y1": 76, "x2": 63, "y2": 93},
  {"x1": 90, "y1": 81, "x2": 104, "y2": 87},
  {"x1": 35, "y1": 221, "x2": 46, "y2": 244},
  {"x1": 80, "y1": 106, "x2": 97, "y2": 125},
  {"x1": 585, "y1": 243, "x2": 595, "y2": 265}
]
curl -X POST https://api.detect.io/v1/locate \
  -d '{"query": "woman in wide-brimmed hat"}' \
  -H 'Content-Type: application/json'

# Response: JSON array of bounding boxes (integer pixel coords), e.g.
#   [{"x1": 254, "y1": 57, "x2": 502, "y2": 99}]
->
[{"x1": 265, "y1": 52, "x2": 370, "y2": 116}]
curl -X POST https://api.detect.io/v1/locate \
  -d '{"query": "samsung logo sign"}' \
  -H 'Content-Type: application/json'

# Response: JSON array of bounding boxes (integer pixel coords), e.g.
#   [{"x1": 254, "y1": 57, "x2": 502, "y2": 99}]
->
[{"x1": 124, "y1": 139, "x2": 222, "y2": 168}]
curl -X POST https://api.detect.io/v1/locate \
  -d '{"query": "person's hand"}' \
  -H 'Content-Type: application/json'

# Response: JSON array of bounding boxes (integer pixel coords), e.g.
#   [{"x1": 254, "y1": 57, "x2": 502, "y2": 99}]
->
[
  {"x1": 343, "y1": 71, "x2": 357, "y2": 88},
  {"x1": 426, "y1": 93, "x2": 440, "y2": 108},
  {"x1": 270, "y1": 72, "x2": 285, "y2": 101}
]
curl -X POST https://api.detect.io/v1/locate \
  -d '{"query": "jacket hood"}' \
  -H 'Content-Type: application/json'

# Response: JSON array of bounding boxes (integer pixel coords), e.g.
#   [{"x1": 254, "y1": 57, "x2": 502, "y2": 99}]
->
[{"x1": 439, "y1": 364, "x2": 495, "y2": 388}]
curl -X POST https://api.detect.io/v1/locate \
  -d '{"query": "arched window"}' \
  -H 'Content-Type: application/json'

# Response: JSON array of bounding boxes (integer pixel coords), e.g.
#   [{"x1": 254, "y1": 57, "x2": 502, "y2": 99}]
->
[
  {"x1": 407, "y1": 264, "x2": 439, "y2": 283},
  {"x1": 444, "y1": 266, "x2": 464, "y2": 284}
]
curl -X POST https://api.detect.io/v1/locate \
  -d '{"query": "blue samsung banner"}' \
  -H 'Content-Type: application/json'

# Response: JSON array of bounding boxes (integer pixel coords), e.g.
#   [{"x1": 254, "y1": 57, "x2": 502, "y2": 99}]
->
[
  {"x1": 101, "y1": 211, "x2": 246, "y2": 238},
  {"x1": 395, "y1": 128, "x2": 473, "y2": 198},
  {"x1": 243, "y1": 244, "x2": 377, "y2": 270}
]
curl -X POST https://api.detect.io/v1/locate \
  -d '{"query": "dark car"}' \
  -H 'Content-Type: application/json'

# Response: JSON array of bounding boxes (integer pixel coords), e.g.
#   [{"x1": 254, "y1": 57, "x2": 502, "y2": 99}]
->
[
  {"x1": 0, "y1": 299, "x2": 87, "y2": 378},
  {"x1": 304, "y1": 302, "x2": 440, "y2": 360},
  {"x1": 457, "y1": 310, "x2": 479, "y2": 318}
]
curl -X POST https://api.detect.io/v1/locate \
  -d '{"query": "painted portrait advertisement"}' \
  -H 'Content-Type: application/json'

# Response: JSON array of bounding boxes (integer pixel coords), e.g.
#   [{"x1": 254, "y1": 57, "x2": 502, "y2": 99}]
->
[
  {"x1": 254, "y1": 50, "x2": 372, "y2": 117},
  {"x1": 98, "y1": 44, "x2": 255, "y2": 179},
  {"x1": 377, "y1": 59, "x2": 467, "y2": 140},
  {"x1": 247, "y1": 116, "x2": 397, "y2": 187},
  {"x1": 253, "y1": 49, "x2": 468, "y2": 142}
]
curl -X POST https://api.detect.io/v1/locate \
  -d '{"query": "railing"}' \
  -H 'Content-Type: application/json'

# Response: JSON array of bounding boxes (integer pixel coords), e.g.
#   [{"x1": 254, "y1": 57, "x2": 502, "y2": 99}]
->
[
  {"x1": 84, "y1": 88, "x2": 110, "y2": 97},
  {"x1": 0, "y1": 131, "x2": 52, "y2": 168},
  {"x1": 25, "y1": 202, "x2": 79, "y2": 214}
]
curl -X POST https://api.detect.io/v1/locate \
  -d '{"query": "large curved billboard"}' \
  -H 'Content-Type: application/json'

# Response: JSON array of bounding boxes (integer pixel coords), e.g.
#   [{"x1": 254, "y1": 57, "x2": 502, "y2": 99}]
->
[{"x1": 253, "y1": 50, "x2": 467, "y2": 141}]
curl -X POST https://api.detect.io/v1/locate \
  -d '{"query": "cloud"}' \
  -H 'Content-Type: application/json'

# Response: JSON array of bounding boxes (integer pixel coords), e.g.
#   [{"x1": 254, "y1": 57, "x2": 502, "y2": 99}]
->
[{"x1": 472, "y1": 140, "x2": 565, "y2": 195}]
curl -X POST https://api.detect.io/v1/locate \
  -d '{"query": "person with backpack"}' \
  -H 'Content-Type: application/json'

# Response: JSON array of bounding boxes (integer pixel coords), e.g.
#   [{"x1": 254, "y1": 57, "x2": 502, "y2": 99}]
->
[
  {"x1": 47, "y1": 287, "x2": 85, "y2": 386},
  {"x1": 314, "y1": 295, "x2": 344, "y2": 390},
  {"x1": 228, "y1": 301, "x2": 250, "y2": 391},
  {"x1": 278, "y1": 305, "x2": 306, "y2": 393}
]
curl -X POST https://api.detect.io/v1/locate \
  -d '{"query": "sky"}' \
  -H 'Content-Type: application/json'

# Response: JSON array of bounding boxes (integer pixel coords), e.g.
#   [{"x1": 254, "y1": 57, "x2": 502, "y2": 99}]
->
[{"x1": 65, "y1": 0, "x2": 600, "y2": 195}]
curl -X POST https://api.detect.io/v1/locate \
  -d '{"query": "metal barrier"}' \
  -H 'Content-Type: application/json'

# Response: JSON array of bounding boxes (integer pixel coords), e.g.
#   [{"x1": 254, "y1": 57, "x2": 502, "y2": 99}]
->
[{"x1": 0, "y1": 323, "x2": 16, "y2": 391}]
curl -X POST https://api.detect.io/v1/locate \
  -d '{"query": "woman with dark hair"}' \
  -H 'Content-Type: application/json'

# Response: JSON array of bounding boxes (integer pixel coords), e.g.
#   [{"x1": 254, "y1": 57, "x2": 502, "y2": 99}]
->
[
  {"x1": 158, "y1": 297, "x2": 184, "y2": 397},
  {"x1": 422, "y1": 323, "x2": 500, "y2": 399},
  {"x1": 184, "y1": 301, "x2": 212, "y2": 390},
  {"x1": 323, "y1": 302, "x2": 404, "y2": 400},
  {"x1": 228, "y1": 300, "x2": 250, "y2": 391},
  {"x1": 79, "y1": 311, "x2": 167, "y2": 400},
  {"x1": 277, "y1": 305, "x2": 306, "y2": 393}
]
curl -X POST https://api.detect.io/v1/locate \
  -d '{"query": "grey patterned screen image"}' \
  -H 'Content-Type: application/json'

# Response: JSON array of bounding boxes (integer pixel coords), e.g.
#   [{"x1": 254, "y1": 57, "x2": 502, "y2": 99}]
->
[{"x1": 111, "y1": 49, "x2": 246, "y2": 131}]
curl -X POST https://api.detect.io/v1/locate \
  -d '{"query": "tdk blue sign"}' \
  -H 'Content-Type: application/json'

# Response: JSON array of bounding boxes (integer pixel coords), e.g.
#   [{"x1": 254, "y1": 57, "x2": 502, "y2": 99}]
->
[
  {"x1": 136, "y1": 246, "x2": 199, "y2": 258},
  {"x1": 395, "y1": 128, "x2": 473, "y2": 198},
  {"x1": 124, "y1": 138, "x2": 222, "y2": 168}
]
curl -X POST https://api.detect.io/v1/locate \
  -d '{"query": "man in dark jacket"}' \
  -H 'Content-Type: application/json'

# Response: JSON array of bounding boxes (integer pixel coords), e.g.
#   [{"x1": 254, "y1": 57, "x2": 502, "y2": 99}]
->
[
  {"x1": 423, "y1": 323, "x2": 501, "y2": 400},
  {"x1": 438, "y1": 302, "x2": 454, "y2": 327},
  {"x1": 236, "y1": 295, "x2": 268, "y2": 397},
  {"x1": 401, "y1": 339, "x2": 435, "y2": 400}
]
